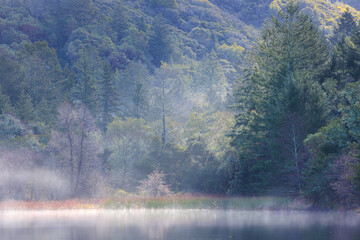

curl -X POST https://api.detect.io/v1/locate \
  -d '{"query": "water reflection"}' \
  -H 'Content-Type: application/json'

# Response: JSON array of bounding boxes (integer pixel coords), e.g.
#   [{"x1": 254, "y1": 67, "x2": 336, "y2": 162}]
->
[{"x1": 0, "y1": 210, "x2": 359, "y2": 240}]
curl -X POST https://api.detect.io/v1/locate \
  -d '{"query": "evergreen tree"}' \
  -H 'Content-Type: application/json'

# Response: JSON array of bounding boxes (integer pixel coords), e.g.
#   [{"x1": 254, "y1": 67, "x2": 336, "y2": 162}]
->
[
  {"x1": 347, "y1": 28, "x2": 360, "y2": 81},
  {"x1": 230, "y1": 1, "x2": 329, "y2": 195},
  {"x1": 34, "y1": 97, "x2": 55, "y2": 125},
  {"x1": 0, "y1": 87, "x2": 14, "y2": 115},
  {"x1": 16, "y1": 90, "x2": 35, "y2": 122},
  {"x1": 148, "y1": 15, "x2": 172, "y2": 68},
  {"x1": 0, "y1": 53, "x2": 23, "y2": 104},
  {"x1": 74, "y1": 49, "x2": 97, "y2": 113},
  {"x1": 327, "y1": 10, "x2": 358, "y2": 89},
  {"x1": 98, "y1": 60, "x2": 119, "y2": 130},
  {"x1": 197, "y1": 51, "x2": 227, "y2": 104},
  {"x1": 330, "y1": 9, "x2": 358, "y2": 45},
  {"x1": 110, "y1": 1, "x2": 129, "y2": 42},
  {"x1": 19, "y1": 41, "x2": 63, "y2": 106}
]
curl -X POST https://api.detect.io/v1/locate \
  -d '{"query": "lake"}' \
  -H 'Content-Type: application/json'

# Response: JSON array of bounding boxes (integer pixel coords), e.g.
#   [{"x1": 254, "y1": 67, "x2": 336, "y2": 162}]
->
[{"x1": 0, "y1": 209, "x2": 359, "y2": 240}]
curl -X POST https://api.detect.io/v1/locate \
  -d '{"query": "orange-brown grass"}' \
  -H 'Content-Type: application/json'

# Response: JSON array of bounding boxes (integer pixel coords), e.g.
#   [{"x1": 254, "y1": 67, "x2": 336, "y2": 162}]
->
[
  {"x1": 103, "y1": 194, "x2": 293, "y2": 210},
  {"x1": 0, "y1": 194, "x2": 297, "y2": 210},
  {"x1": 0, "y1": 199, "x2": 107, "y2": 210}
]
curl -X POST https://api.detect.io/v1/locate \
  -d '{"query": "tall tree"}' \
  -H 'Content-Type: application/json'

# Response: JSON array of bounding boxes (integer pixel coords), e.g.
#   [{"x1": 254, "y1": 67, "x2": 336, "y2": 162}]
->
[
  {"x1": 154, "y1": 63, "x2": 178, "y2": 145},
  {"x1": 330, "y1": 9, "x2": 358, "y2": 45},
  {"x1": 74, "y1": 49, "x2": 97, "y2": 113},
  {"x1": 196, "y1": 51, "x2": 227, "y2": 104},
  {"x1": 0, "y1": 53, "x2": 23, "y2": 104},
  {"x1": 148, "y1": 15, "x2": 172, "y2": 68},
  {"x1": 16, "y1": 90, "x2": 35, "y2": 122},
  {"x1": 98, "y1": 60, "x2": 119, "y2": 130},
  {"x1": 110, "y1": 0, "x2": 129, "y2": 42},
  {"x1": 50, "y1": 103, "x2": 101, "y2": 197},
  {"x1": 230, "y1": 1, "x2": 329, "y2": 195},
  {"x1": 19, "y1": 41, "x2": 63, "y2": 106}
]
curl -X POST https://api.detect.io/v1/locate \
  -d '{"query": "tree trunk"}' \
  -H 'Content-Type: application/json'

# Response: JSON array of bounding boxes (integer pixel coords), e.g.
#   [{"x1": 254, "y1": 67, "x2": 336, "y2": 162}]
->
[{"x1": 292, "y1": 124, "x2": 302, "y2": 192}]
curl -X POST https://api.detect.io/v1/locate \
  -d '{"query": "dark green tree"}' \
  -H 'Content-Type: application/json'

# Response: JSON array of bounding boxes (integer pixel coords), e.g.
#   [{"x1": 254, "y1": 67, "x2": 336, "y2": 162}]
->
[
  {"x1": 148, "y1": 15, "x2": 172, "y2": 68},
  {"x1": 230, "y1": 1, "x2": 329, "y2": 195},
  {"x1": 74, "y1": 49, "x2": 97, "y2": 113},
  {"x1": 98, "y1": 60, "x2": 119, "y2": 130},
  {"x1": 330, "y1": 9, "x2": 358, "y2": 45},
  {"x1": 0, "y1": 87, "x2": 14, "y2": 115},
  {"x1": 110, "y1": 1, "x2": 129, "y2": 42},
  {"x1": 16, "y1": 90, "x2": 35, "y2": 122},
  {"x1": 0, "y1": 53, "x2": 23, "y2": 104},
  {"x1": 19, "y1": 41, "x2": 64, "y2": 106}
]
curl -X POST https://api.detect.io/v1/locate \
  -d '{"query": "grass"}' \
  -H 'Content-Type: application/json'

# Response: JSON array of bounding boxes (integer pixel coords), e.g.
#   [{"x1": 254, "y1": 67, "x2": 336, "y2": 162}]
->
[
  {"x1": 103, "y1": 194, "x2": 311, "y2": 210},
  {"x1": 0, "y1": 194, "x2": 313, "y2": 210}
]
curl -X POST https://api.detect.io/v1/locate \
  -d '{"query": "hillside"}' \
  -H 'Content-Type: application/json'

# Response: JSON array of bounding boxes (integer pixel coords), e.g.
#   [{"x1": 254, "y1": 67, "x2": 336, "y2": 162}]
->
[{"x1": 1, "y1": 0, "x2": 360, "y2": 206}]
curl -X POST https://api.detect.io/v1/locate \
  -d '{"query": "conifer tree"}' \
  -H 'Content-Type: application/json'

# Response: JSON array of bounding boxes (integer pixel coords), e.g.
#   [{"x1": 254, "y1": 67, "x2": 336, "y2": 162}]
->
[
  {"x1": 74, "y1": 49, "x2": 97, "y2": 113},
  {"x1": 230, "y1": 1, "x2": 329, "y2": 194},
  {"x1": 148, "y1": 15, "x2": 172, "y2": 68},
  {"x1": 0, "y1": 87, "x2": 14, "y2": 115},
  {"x1": 111, "y1": 1, "x2": 129, "y2": 42},
  {"x1": 16, "y1": 90, "x2": 35, "y2": 122},
  {"x1": 331, "y1": 9, "x2": 358, "y2": 45},
  {"x1": 34, "y1": 97, "x2": 55, "y2": 125},
  {"x1": 98, "y1": 60, "x2": 119, "y2": 130},
  {"x1": 197, "y1": 51, "x2": 227, "y2": 104}
]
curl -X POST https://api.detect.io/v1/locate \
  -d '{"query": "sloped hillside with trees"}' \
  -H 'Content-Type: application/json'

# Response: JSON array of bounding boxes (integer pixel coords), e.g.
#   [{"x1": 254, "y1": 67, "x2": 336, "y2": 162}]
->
[{"x1": 0, "y1": 0, "x2": 360, "y2": 208}]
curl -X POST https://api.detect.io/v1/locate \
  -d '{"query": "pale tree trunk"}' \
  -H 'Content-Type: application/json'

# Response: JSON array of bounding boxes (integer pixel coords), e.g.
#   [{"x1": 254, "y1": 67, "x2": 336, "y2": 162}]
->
[
  {"x1": 161, "y1": 77, "x2": 166, "y2": 145},
  {"x1": 292, "y1": 123, "x2": 302, "y2": 192}
]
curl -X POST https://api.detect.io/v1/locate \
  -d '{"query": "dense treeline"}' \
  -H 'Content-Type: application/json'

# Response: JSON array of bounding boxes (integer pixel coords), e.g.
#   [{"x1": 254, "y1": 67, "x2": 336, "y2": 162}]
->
[
  {"x1": 231, "y1": 2, "x2": 360, "y2": 208},
  {"x1": 0, "y1": 0, "x2": 360, "y2": 208},
  {"x1": 0, "y1": 0, "x2": 240, "y2": 199}
]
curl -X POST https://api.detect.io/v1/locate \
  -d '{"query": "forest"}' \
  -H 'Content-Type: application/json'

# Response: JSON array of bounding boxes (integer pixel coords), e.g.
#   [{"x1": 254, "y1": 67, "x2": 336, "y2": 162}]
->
[{"x1": 0, "y1": 0, "x2": 360, "y2": 209}]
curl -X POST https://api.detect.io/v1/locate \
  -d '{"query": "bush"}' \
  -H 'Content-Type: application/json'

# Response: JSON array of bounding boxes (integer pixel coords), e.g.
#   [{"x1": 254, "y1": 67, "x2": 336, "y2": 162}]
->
[
  {"x1": 138, "y1": 170, "x2": 172, "y2": 196},
  {"x1": 0, "y1": 114, "x2": 25, "y2": 138}
]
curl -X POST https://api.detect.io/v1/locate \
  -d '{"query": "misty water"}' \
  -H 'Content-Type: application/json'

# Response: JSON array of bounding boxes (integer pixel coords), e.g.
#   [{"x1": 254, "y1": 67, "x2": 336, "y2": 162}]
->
[{"x1": 0, "y1": 210, "x2": 359, "y2": 240}]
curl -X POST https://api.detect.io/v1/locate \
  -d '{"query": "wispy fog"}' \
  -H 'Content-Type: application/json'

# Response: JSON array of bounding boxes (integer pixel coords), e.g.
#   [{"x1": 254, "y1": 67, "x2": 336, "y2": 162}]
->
[{"x1": 0, "y1": 210, "x2": 359, "y2": 240}]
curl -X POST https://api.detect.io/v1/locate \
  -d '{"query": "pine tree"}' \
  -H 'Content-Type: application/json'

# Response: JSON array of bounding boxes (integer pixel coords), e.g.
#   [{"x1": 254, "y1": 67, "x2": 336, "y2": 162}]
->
[
  {"x1": 0, "y1": 87, "x2": 14, "y2": 114},
  {"x1": 328, "y1": 10, "x2": 358, "y2": 88},
  {"x1": 347, "y1": 27, "x2": 360, "y2": 81},
  {"x1": 197, "y1": 51, "x2": 227, "y2": 104},
  {"x1": 19, "y1": 41, "x2": 63, "y2": 106},
  {"x1": 16, "y1": 90, "x2": 35, "y2": 122},
  {"x1": 148, "y1": 15, "x2": 172, "y2": 68},
  {"x1": 34, "y1": 97, "x2": 55, "y2": 125},
  {"x1": 230, "y1": 1, "x2": 329, "y2": 195},
  {"x1": 331, "y1": 9, "x2": 358, "y2": 45},
  {"x1": 74, "y1": 49, "x2": 97, "y2": 113},
  {"x1": 98, "y1": 60, "x2": 119, "y2": 130},
  {"x1": 0, "y1": 53, "x2": 23, "y2": 104},
  {"x1": 111, "y1": 1, "x2": 129, "y2": 42}
]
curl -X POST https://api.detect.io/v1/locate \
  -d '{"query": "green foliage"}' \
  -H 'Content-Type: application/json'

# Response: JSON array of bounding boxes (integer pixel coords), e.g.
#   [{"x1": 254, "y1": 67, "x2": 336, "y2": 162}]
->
[
  {"x1": 230, "y1": 1, "x2": 329, "y2": 195},
  {"x1": 0, "y1": 53, "x2": 23, "y2": 104},
  {"x1": 1, "y1": 0, "x2": 360, "y2": 205},
  {"x1": 19, "y1": 41, "x2": 64, "y2": 106},
  {"x1": 150, "y1": 0, "x2": 178, "y2": 9},
  {"x1": 0, "y1": 114, "x2": 25, "y2": 139},
  {"x1": 98, "y1": 60, "x2": 118, "y2": 130},
  {"x1": 74, "y1": 49, "x2": 97, "y2": 113},
  {"x1": 106, "y1": 117, "x2": 155, "y2": 191},
  {"x1": 16, "y1": 90, "x2": 34, "y2": 122},
  {"x1": 148, "y1": 15, "x2": 172, "y2": 68}
]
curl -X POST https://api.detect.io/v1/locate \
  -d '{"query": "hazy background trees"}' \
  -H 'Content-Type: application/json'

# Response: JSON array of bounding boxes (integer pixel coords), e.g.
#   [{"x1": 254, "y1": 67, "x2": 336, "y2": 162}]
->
[{"x1": 0, "y1": 0, "x2": 360, "y2": 208}]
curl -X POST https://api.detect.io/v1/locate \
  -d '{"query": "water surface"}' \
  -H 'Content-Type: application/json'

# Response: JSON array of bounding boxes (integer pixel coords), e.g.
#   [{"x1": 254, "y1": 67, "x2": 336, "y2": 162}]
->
[{"x1": 0, "y1": 209, "x2": 359, "y2": 240}]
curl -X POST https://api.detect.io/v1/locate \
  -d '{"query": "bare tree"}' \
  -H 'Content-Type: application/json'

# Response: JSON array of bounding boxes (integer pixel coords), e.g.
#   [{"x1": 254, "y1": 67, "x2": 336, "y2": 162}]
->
[
  {"x1": 278, "y1": 114, "x2": 307, "y2": 193},
  {"x1": 49, "y1": 102, "x2": 102, "y2": 198},
  {"x1": 154, "y1": 63, "x2": 179, "y2": 145},
  {"x1": 138, "y1": 170, "x2": 172, "y2": 197},
  {"x1": 331, "y1": 152, "x2": 360, "y2": 209}
]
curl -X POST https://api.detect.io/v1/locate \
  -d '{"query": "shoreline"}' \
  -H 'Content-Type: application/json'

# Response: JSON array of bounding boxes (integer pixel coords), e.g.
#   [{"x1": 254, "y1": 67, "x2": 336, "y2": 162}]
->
[{"x1": 0, "y1": 195, "x2": 317, "y2": 211}]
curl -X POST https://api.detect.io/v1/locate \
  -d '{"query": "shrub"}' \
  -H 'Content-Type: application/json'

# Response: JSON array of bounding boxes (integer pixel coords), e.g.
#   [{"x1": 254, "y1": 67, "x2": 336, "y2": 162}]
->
[{"x1": 138, "y1": 170, "x2": 172, "y2": 197}]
